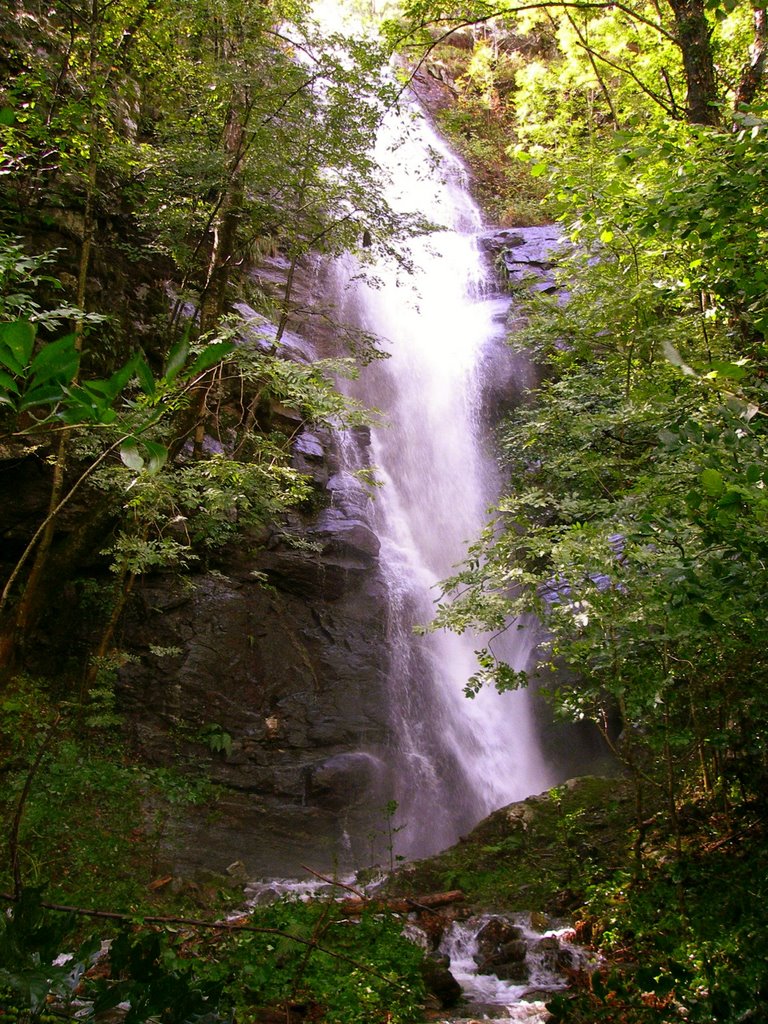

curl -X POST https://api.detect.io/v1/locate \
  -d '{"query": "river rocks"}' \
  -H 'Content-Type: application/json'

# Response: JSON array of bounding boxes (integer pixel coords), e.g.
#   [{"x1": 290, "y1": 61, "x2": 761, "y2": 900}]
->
[
  {"x1": 473, "y1": 918, "x2": 529, "y2": 983},
  {"x1": 478, "y1": 229, "x2": 527, "y2": 254},
  {"x1": 532, "y1": 936, "x2": 576, "y2": 973},
  {"x1": 421, "y1": 953, "x2": 463, "y2": 1008},
  {"x1": 475, "y1": 918, "x2": 526, "y2": 960}
]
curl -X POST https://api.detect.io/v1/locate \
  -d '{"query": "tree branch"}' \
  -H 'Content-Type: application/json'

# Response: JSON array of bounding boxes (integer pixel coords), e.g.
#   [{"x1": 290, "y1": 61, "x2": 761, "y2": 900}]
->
[{"x1": 0, "y1": 892, "x2": 410, "y2": 990}]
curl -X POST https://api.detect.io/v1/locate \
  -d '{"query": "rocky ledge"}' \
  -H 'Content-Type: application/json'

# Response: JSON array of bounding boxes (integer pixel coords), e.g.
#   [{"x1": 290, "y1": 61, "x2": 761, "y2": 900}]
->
[{"x1": 385, "y1": 775, "x2": 634, "y2": 916}]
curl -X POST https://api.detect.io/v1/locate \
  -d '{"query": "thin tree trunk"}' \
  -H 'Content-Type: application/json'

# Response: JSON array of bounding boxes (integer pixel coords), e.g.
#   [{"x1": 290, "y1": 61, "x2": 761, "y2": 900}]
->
[
  {"x1": 560, "y1": 11, "x2": 621, "y2": 127},
  {"x1": 735, "y1": 5, "x2": 767, "y2": 109},
  {"x1": 666, "y1": 0, "x2": 720, "y2": 124}
]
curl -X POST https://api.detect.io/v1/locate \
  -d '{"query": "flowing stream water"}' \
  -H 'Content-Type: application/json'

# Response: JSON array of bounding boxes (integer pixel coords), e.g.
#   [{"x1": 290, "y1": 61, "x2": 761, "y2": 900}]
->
[{"x1": 328, "y1": 105, "x2": 555, "y2": 859}]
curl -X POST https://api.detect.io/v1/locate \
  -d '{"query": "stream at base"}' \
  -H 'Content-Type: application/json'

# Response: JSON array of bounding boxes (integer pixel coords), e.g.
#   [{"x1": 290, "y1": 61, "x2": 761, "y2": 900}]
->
[{"x1": 245, "y1": 880, "x2": 591, "y2": 1022}]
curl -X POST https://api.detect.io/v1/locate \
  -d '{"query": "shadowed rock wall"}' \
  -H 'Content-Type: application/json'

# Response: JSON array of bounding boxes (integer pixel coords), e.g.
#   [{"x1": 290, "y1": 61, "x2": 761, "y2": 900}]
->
[{"x1": 117, "y1": 419, "x2": 400, "y2": 878}]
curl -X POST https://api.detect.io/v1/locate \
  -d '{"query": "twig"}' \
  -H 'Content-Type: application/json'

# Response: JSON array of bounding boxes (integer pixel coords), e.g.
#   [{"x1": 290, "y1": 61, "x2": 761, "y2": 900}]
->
[
  {"x1": 9, "y1": 715, "x2": 61, "y2": 898},
  {"x1": 703, "y1": 816, "x2": 766, "y2": 853},
  {"x1": 300, "y1": 865, "x2": 368, "y2": 900}
]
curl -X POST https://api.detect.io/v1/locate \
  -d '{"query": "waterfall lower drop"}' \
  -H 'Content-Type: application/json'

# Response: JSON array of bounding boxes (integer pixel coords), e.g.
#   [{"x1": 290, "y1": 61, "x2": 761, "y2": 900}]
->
[{"x1": 331, "y1": 106, "x2": 554, "y2": 859}]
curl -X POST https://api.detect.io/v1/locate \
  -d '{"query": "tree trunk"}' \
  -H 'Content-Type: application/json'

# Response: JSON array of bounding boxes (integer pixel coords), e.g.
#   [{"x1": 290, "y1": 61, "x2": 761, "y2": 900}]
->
[
  {"x1": 666, "y1": 0, "x2": 720, "y2": 124},
  {"x1": 735, "y1": 5, "x2": 767, "y2": 109}
]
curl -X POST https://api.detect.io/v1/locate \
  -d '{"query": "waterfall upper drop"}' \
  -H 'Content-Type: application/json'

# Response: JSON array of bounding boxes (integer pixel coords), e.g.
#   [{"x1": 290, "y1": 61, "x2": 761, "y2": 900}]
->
[{"x1": 329, "y1": 105, "x2": 554, "y2": 858}]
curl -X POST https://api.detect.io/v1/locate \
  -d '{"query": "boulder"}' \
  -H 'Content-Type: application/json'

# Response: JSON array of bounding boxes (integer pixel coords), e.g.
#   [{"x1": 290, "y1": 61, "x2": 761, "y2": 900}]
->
[
  {"x1": 421, "y1": 953, "x2": 462, "y2": 1008},
  {"x1": 478, "y1": 229, "x2": 526, "y2": 254},
  {"x1": 475, "y1": 917, "x2": 525, "y2": 962},
  {"x1": 117, "y1": 441, "x2": 394, "y2": 876}
]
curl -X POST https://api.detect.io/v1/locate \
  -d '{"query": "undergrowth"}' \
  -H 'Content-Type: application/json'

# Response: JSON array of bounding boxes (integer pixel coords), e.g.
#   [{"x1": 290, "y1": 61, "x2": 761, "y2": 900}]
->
[{"x1": 549, "y1": 807, "x2": 768, "y2": 1022}]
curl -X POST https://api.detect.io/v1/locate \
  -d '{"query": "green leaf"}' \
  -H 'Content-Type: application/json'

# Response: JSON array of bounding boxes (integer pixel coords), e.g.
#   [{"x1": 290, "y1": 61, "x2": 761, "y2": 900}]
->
[
  {"x1": 599, "y1": 228, "x2": 614, "y2": 243},
  {"x1": 105, "y1": 357, "x2": 140, "y2": 401},
  {"x1": 29, "y1": 334, "x2": 79, "y2": 386},
  {"x1": 685, "y1": 489, "x2": 703, "y2": 509},
  {"x1": 746, "y1": 464, "x2": 763, "y2": 485},
  {"x1": 0, "y1": 319, "x2": 36, "y2": 366},
  {"x1": 134, "y1": 355, "x2": 156, "y2": 397},
  {"x1": 0, "y1": 346, "x2": 25, "y2": 376},
  {"x1": 120, "y1": 441, "x2": 145, "y2": 471},
  {"x1": 81, "y1": 380, "x2": 114, "y2": 397},
  {"x1": 0, "y1": 107, "x2": 16, "y2": 126},
  {"x1": 164, "y1": 335, "x2": 190, "y2": 382},
  {"x1": 700, "y1": 468, "x2": 725, "y2": 497},
  {"x1": 185, "y1": 341, "x2": 236, "y2": 379},
  {"x1": 18, "y1": 383, "x2": 66, "y2": 411},
  {"x1": 0, "y1": 369, "x2": 21, "y2": 395},
  {"x1": 718, "y1": 488, "x2": 742, "y2": 507},
  {"x1": 142, "y1": 440, "x2": 168, "y2": 476},
  {"x1": 707, "y1": 360, "x2": 748, "y2": 381},
  {"x1": 530, "y1": 161, "x2": 548, "y2": 178}
]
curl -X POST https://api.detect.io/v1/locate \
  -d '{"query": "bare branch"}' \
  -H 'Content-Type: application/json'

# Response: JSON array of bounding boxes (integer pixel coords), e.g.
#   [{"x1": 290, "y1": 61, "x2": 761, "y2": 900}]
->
[{"x1": 0, "y1": 892, "x2": 410, "y2": 990}]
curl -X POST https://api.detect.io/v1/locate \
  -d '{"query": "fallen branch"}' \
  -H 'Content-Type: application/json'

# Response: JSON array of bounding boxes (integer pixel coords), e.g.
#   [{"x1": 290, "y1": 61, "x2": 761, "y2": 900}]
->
[
  {"x1": 300, "y1": 864, "x2": 367, "y2": 900},
  {"x1": 339, "y1": 889, "x2": 465, "y2": 915},
  {"x1": 293, "y1": 867, "x2": 465, "y2": 916}
]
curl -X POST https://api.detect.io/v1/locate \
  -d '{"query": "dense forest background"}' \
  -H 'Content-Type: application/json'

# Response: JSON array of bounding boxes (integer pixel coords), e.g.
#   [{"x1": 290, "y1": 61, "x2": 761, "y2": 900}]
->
[{"x1": 1, "y1": 0, "x2": 768, "y2": 1021}]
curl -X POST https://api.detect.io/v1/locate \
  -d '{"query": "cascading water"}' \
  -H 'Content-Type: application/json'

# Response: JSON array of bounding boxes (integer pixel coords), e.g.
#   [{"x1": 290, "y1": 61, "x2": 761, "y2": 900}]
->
[{"x1": 329, "y1": 106, "x2": 554, "y2": 858}]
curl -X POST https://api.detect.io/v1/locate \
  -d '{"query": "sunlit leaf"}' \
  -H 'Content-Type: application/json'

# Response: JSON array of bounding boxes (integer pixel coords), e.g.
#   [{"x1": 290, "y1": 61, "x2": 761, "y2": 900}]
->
[
  {"x1": 185, "y1": 341, "x2": 235, "y2": 379},
  {"x1": 700, "y1": 468, "x2": 725, "y2": 497},
  {"x1": 120, "y1": 441, "x2": 145, "y2": 471}
]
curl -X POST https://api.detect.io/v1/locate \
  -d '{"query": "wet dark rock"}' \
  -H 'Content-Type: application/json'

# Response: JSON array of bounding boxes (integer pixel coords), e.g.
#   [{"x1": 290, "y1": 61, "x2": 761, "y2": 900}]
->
[
  {"x1": 479, "y1": 224, "x2": 565, "y2": 299},
  {"x1": 116, "y1": 423, "x2": 395, "y2": 877},
  {"x1": 293, "y1": 431, "x2": 325, "y2": 461},
  {"x1": 292, "y1": 429, "x2": 331, "y2": 487},
  {"x1": 533, "y1": 936, "x2": 575, "y2": 973},
  {"x1": 310, "y1": 752, "x2": 388, "y2": 809},
  {"x1": 491, "y1": 960, "x2": 529, "y2": 983},
  {"x1": 501, "y1": 938, "x2": 529, "y2": 963},
  {"x1": 421, "y1": 953, "x2": 462, "y2": 1008},
  {"x1": 475, "y1": 918, "x2": 525, "y2": 962},
  {"x1": 475, "y1": 918, "x2": 529, "y2": 980},
  {"x1": 310, "y1": 505, "x2": 380, "y2": 564},
  {"x1": 479, "y1": 230, "x2": 526, "y2": 253}
]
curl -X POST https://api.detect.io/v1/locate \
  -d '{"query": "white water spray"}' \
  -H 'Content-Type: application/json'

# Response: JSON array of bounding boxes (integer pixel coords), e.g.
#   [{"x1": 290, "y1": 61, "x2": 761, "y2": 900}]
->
[{"x1": 330, "y1": 106, "x2": 554, "y2": 857}]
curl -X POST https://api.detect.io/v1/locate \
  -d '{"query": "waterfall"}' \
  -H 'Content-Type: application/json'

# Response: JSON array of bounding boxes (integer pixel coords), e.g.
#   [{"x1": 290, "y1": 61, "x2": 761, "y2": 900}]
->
[{"x1": 329, "y1": 105, "x2": 554, "y2": 859}]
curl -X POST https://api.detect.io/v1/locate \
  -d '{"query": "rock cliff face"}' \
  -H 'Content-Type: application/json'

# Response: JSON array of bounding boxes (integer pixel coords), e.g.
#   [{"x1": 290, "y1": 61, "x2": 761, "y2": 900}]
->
[{"x1": 118, "y1": 414, "x2": 399, "y2": 878}]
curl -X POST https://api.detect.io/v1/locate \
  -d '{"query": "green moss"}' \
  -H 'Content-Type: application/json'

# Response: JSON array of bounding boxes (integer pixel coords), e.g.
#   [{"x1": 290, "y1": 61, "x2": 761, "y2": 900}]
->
[{"x1": 388, "y1": 776, "x2": 636, "y2": 914}]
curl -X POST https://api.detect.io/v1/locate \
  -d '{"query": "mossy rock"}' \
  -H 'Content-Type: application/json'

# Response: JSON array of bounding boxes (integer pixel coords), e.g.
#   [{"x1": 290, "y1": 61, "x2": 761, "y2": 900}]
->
[{"x1": 387, "y1": 775, "x2": 635, "y2": 914}]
